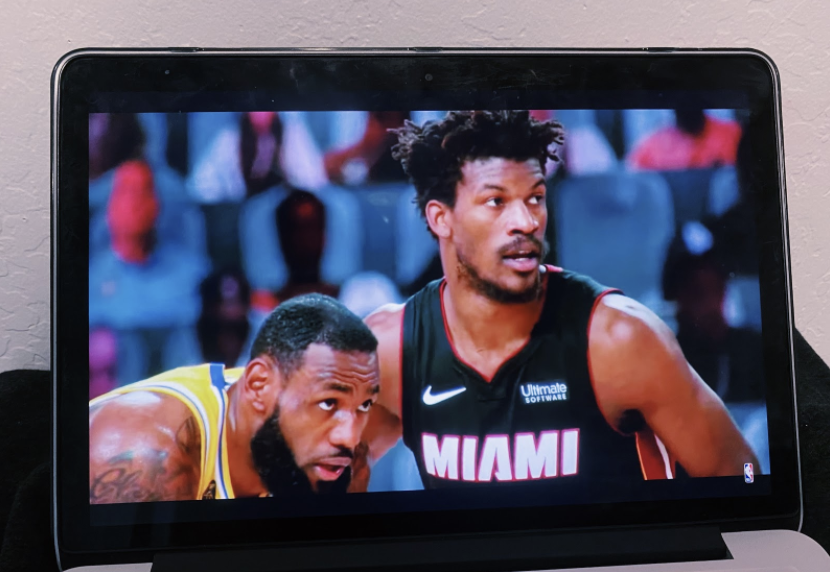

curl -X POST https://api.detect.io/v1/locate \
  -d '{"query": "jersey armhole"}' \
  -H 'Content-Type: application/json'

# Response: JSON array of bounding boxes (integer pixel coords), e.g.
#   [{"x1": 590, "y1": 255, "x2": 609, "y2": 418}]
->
[{"x1": 586, "y1": 289, "x2": 630, "y2": 438}]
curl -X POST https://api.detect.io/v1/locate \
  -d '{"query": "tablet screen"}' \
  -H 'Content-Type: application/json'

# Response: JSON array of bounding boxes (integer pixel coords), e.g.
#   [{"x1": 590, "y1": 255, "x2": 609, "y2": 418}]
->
[
  {"x1": 54, "y1": 52, "x2": 798, "y2": 553},
  {"x1": 87, "y1": 107, "x2": 769, "y2": 507}
]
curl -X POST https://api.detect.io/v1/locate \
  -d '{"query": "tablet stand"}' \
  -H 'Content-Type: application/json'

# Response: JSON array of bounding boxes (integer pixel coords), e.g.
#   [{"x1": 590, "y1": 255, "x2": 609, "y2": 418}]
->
[{"x1": 152, "y1": 525, "x2": 728, "y2": 572}]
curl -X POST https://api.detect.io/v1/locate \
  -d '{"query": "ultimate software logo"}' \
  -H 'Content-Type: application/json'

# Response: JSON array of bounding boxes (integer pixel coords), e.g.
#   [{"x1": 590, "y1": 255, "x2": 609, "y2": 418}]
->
[{"x1": 520, "y1": 381, "x2": 569, "y2": 404}]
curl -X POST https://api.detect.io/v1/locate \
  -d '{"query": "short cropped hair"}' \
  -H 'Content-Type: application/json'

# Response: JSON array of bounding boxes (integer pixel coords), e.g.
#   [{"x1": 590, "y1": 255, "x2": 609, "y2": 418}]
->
[{"x1": 250, "y1": 294, "x2": 378, "y2": 378}]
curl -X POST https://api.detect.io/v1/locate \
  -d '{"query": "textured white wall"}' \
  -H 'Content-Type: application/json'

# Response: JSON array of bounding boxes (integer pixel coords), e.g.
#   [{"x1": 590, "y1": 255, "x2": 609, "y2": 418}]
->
[{"x1": 1, "y1": 0, "x2": 829, "y2": 371}]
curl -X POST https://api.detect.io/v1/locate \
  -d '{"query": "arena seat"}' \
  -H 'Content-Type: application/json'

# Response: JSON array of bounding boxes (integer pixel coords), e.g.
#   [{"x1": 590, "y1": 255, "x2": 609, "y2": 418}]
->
[{"x1": 555, "y1": 170, "x2": 675, "y2": 305}]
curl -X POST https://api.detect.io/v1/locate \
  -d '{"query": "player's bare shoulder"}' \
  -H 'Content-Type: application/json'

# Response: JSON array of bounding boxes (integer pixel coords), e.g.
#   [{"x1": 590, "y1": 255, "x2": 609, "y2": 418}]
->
[
  {"x1": 364, "y1": 303, "x2": 405, "y2": 372},
  {"x1": 89, "y1": 391, "x2": 202, "y2": 503},
  {"x1": 364, "y1": 303, "x2": 405, "y2": 418},
  {"x1": 589, "y1": 294, "x2": 683, "y2": 361},
  {"x1": 587, "y1": 294, "x2": 688, "y2": 421},
  {"x1": 364, "y1": 303, "x2": 405, "y2": 343}
]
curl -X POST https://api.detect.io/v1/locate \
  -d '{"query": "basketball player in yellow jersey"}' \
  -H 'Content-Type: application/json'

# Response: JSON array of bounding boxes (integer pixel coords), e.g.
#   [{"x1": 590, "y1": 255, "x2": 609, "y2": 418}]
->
[{"x1": 89, "y1": 294, "x2": 380, "y2": 503}]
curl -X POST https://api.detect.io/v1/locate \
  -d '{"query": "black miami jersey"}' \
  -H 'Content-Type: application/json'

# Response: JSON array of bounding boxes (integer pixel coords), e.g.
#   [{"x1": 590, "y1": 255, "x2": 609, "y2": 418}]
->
[{"x1": 400, "y1": 266, "x2": 656, "y2": 489}]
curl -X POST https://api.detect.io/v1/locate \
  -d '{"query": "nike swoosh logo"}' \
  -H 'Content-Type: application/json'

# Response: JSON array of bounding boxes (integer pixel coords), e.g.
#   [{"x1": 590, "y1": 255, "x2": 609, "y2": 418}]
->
[{"x1": 422, "y1": 385, "x2": 467, "y2": 405}]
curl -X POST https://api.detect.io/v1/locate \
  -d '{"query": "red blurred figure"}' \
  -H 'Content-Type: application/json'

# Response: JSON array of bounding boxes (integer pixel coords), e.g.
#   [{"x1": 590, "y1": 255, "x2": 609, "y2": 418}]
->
[
  {"x1": 251, "y1": 190, "x2": 339, "y2": 313},
  {"x1": 197, "y1": 269, "x2": 251, "y2": 368},
  {"x1": 628, "y1": 109, "x2": 741, "y2": 171},
  {"x1": 107, "y1": 160, "x2": 160, "y2": 263},
  {"x1": 324, "y1": 111, "x2": 409, "y2": 184}
]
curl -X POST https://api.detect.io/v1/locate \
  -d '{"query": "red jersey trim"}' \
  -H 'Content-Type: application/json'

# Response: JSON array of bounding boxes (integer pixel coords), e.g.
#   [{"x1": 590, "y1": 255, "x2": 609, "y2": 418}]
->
[
  {"x1": 438, "y1": 270, "x2": 550, "y2": 383},
  {"x1": 635, "y1": 430, "x2": 675, "y2": 480}
]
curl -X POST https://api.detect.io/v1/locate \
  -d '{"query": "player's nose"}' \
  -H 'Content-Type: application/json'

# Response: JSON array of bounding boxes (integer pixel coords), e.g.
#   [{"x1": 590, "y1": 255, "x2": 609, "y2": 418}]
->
[
  {"x1": 505, "y1": 200, "x2": 540, "y2": 235},
  {"x1": 329, "y1": 413, "x2": 361, "y2": 450}
]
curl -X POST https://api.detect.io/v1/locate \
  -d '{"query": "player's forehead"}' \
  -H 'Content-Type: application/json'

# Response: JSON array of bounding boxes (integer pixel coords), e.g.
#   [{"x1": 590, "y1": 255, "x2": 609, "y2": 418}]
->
[
  {"x1": 458, "y1": 157, "x2": 544, "y2": 190},
  {"x1": 293, "y1": 343, "x2": 380, "y2": 394}
]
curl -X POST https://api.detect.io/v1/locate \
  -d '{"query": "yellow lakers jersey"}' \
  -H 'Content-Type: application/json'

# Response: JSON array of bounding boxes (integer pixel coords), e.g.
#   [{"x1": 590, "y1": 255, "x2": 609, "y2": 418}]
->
[{"x1": 89, "y1": 364, "x2": 243, "y2": 500}]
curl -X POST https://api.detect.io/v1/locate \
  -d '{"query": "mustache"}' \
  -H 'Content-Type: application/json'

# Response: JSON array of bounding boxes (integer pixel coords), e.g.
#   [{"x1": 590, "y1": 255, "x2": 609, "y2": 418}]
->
[
  {"x1": 498, "y1": 235, "x2": 546, "y2": 257},
  {"x1": 322, "y1": 446, "x2": 354, "y2": 460}
]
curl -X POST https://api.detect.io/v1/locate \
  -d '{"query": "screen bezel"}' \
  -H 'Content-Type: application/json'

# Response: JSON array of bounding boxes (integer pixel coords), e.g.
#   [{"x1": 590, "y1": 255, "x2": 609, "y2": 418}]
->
[{"x1": 53, "y1": 48, "x2": 801, "y2": 564}]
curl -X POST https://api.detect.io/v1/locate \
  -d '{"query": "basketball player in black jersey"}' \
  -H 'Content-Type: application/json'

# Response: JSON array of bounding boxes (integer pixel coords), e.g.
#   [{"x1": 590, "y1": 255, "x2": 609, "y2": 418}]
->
[{"x1": 362, "y1": 110, "x2": 759, "y2": 489}]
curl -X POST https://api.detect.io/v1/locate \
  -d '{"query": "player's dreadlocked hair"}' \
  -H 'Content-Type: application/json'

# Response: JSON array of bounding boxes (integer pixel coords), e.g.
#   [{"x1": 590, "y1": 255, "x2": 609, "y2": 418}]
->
[{"x1": 391, "y1": 110, "x2": 565, "y2": 220}]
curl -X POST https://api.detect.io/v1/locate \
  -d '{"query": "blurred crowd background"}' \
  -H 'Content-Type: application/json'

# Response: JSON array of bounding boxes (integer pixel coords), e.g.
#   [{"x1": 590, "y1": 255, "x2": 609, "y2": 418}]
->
[{"x1": 87, "y1": 108, "x2": 770, "y2": 487}]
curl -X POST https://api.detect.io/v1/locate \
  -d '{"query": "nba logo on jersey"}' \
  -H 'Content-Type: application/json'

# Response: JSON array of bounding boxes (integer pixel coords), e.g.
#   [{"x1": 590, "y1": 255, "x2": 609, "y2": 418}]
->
[{"x1": 744, "y1": 462, "x2": 754, "y2": 483}]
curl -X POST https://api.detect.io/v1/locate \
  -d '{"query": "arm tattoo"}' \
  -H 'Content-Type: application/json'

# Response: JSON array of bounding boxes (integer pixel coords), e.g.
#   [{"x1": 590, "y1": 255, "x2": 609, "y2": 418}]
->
[
  {"x1": 90, "y1": 417, "x2": 201, "y2": 504},
  {"x1": 176, "y1": 415, "x2": 201, "y2": 466}
]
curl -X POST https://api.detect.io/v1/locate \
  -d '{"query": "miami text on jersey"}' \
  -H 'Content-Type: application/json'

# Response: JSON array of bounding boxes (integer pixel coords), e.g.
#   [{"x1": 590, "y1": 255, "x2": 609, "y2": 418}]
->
[{"x1": 421, "y1": 430, "x2": 579, "y2": 482}]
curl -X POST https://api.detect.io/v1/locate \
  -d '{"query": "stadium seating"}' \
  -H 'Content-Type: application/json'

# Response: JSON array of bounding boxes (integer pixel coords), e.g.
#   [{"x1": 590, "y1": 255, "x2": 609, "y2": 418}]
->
[
  {"x1": 89, "y1": 196, "x2": 209, "y2": 261},
  {"x1": 555, "y1": 170, "x2": 675, "y2": 305},
  {"x1": 660, "y1": 168, "x2": 717, "y2": 228},
  {"x1": 114, "y1": 327, "x2": 203, "y2": 386},
  {"x1": 707, "y1": 166, "x2": 741, "y2": 217},
  {"x1": 238, "y1": 184, "x2": 364, "y2": 291},
  {"x1": 395, "y1": 186, "x2": 439, "y2": 285}
]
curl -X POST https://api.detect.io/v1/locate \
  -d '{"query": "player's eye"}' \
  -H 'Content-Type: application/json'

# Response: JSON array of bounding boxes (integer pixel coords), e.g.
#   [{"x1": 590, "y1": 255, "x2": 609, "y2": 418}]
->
[
  {"x1": 357, "y1": 400, "x2": 373, "y2": 413},
  {"x1": 485, "y1": 197, "x2": 502, "y2": 207},
  {"x1": 528, "y1": 194, "x2": 544, "y2": 205},
  {"x1": 319, "y1": 399, "x2": 337, "y2": 412}
]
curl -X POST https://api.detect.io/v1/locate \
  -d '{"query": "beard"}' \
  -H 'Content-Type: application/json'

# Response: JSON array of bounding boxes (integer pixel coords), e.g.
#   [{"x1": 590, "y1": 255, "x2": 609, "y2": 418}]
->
[
  {"x1": 250, "y1": 407, "x2": 352, "y2": 496},
  {"x1": 456, "y1": 236, "x2": 549, "y2": 304}
]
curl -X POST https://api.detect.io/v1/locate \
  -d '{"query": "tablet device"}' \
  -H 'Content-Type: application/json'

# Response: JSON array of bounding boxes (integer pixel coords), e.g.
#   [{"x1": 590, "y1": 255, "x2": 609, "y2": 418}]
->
[{"x1": 53, "y1": 48, "x2": 806, "y2": 571}]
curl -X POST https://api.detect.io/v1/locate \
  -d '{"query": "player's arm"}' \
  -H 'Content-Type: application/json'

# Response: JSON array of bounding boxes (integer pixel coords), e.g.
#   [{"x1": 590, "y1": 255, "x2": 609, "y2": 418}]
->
[
  {"x1": 362, "y1": 303, "x2": 405, "y2": 464},
  {"x1": 346, "y1": 442, "x2": 371, "y2": 493},
  {"x1": 589, "y1": 294, "x2": 759, "y2": 478},
  {"x1": 89, "y1": 392, "x2": 202, "y2": 503}
]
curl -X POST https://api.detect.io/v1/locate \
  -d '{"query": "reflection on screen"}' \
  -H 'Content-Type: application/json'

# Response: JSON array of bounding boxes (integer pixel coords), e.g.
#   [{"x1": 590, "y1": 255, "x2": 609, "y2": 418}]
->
[{"x1": 87, "y1": 109, "x2": 768, "y2": 506}]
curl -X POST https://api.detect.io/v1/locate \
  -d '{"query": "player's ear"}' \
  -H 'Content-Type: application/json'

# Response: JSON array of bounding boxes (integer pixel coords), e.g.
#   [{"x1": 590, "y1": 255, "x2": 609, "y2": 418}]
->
[
  {"x1": 243, "y1": 355, "x2": 282, "y2": 415},
  {"x1": 425, "y1": 199, "x2": 452, "y2": 239}
]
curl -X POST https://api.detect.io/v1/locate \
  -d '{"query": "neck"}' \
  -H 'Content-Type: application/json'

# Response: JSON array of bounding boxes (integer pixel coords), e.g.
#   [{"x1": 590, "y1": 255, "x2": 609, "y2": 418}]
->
[
  {"x1": 441, "y1": 259, "x2": 546, "y2": 361},
  {"x1": 225, "y1": 382, "x2": 268, "y2": 498}
]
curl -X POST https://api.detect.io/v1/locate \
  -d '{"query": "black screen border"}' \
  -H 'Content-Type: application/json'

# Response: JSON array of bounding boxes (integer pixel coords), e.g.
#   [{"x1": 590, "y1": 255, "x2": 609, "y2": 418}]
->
[{"x1": 53, "y1": 48, "x2": 801, "y2": 565}]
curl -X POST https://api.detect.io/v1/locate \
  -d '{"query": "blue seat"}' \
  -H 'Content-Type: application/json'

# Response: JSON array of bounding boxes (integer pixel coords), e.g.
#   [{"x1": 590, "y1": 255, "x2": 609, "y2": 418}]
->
[
  {"x1": 136, "y1": 113, "x2": 170, "y2": 171},
  {"x1": 187, "y1": 112, "x2": 242, "y2": 173},
  {"x1": 396, "y1": 187, "x2": 438, "y2": 285},
  {"x1": 726, "y1": 402, "x2": 769, "y2": 474},
  {"x1": 555, "y1": 171, "x2": 675, "y2": 305},
  {"x1": 707, "y1": 166, "x2": 740, "y2": 217},
  {"x1": 88, "y1": 170, "x2": 116, "y2": 213},
  {"x1": 724, "y1": 276, "x2": 763, "y2": 331},
  {"x1": 660, "y1": 168, "x2": 717, "y2": 228},
  {"x1": 199, "y1": 202, "x2": 243, "y2": 270},
  {"x1": 114, "y1": 327, "x2": 203, "y2": 386},
  {"x1": 238, "y1": 185, "x2": 363, "y2": 291},
  {"x1": 351, "y1": 184, "x2": 401, "y2": 281},
  {"x1": 367, "y1": 439, "x2": 424, "y2": 492}
]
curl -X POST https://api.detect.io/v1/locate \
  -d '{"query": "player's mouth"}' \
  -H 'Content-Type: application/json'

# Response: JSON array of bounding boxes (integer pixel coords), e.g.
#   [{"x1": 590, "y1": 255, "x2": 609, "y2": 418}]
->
[
  {"x1": 312, "y1": 457, "x2": 351, "y2": 481},
  {"x1": 501, "y1": 249, "x2": 540, "y2": 273}
]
